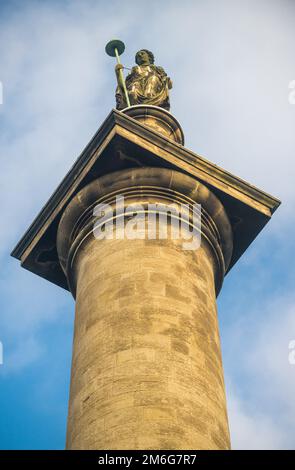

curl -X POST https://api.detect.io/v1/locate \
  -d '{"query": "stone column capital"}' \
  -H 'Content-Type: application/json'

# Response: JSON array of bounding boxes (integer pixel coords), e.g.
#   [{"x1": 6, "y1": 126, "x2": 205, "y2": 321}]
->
[{"x1": 57, "y1": 167, "x2": 233, "y2": 297}]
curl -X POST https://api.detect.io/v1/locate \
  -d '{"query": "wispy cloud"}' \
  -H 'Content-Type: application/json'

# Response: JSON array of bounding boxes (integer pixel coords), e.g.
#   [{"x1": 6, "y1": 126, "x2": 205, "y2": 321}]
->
[
  {"x1": 227, "y1": 388, "x2": 286, "y2": 450},
  {"x1": 223, "y1": 294, "x2": 295, "y2": 449}
]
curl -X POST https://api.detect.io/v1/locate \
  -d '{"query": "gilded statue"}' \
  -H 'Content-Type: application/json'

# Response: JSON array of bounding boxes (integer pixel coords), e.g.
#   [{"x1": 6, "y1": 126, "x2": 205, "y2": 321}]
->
[{"x1": 115, "y1": 49, "x2": 172, "y2": 111}]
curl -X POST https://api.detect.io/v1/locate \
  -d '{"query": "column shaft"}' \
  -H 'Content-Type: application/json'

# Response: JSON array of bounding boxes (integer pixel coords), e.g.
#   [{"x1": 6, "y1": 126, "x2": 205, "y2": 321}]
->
[{"x1": 57, "y1": 167, "x2": 233, "y2": 450}]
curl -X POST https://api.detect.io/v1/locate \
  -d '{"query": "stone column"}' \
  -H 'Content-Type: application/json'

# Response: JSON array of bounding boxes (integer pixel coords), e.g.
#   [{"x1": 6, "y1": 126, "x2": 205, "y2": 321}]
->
[{"x1": 57, "y1": 167, "x2": 233, "y2": 450}]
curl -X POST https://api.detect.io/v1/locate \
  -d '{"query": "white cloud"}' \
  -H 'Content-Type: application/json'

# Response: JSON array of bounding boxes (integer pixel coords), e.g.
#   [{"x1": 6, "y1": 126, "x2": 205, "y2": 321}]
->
[
  {"x1": 223, "y1": 296, "x2": 295, "y2": 449},
  {"x1": 227, "y1": 388, "x2": 285, "y2": 450}
]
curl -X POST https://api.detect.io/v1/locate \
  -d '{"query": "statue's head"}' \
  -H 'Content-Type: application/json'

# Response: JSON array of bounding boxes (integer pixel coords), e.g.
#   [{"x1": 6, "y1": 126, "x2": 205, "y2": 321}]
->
[{"x1": 135, "y1": 49, "x2": 154, "y2": 65}]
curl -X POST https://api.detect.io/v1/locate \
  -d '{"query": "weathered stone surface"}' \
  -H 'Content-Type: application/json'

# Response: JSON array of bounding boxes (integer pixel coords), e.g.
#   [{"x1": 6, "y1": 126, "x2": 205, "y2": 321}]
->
[
  {"x1": 66, "y1": 237, "x2": 229, "y2": 450},
  {"x1": 58, "y1": 167, "x2": 233, "y2": 450}
]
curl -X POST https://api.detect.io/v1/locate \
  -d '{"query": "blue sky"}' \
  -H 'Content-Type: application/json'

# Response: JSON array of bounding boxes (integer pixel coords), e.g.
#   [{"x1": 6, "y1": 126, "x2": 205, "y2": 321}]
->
[{"x1": 0, "y1": 0, "x2": 295, "y2": 449}]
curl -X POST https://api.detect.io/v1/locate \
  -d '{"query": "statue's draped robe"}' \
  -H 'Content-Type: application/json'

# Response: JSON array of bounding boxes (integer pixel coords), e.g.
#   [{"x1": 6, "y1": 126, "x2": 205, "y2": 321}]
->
[{"x1": 116, "y1": 64, "x2": 172, "y2": 110}]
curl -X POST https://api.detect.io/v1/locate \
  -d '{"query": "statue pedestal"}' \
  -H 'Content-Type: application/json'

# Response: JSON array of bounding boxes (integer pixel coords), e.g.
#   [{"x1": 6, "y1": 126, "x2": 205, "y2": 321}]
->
[{"x1": 122, "y1": 105, "x2": 184, "y2": 145}]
